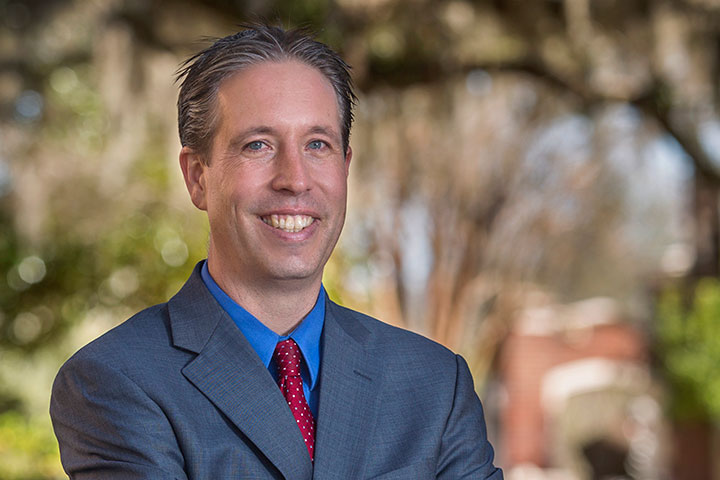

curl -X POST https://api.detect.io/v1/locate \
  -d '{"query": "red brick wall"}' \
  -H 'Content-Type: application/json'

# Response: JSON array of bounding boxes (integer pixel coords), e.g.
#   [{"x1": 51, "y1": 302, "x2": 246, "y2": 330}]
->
[{"x1": 499, "y1": 323, "x2": 646, "y2": 466}]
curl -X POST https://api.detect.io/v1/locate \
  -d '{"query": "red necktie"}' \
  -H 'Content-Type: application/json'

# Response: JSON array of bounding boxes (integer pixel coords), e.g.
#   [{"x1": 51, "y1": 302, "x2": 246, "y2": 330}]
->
[{"x1": 273, "y1": 339, "x2": 316, "y2": 461}]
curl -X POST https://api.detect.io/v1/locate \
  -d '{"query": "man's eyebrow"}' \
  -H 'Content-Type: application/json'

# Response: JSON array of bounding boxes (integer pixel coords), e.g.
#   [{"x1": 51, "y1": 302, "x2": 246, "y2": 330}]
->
[
  {"x1": 307, "y1": 125, "x2": 341, "y2": 140},
  {"x1": 226, "y1": 126, "x2": 277, "y2": 150}
]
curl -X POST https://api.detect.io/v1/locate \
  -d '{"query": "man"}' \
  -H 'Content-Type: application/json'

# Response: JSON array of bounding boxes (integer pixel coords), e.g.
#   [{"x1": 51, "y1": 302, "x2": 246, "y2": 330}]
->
[{"x1": 50, "y1": 24, "x2": 503, "y2": 479}]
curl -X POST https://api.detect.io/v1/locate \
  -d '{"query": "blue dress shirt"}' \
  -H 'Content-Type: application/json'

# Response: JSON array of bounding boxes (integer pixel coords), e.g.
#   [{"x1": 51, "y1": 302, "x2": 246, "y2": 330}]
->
[{"x1": 200, "y1": 260, "x2": 324, "y2": 417}]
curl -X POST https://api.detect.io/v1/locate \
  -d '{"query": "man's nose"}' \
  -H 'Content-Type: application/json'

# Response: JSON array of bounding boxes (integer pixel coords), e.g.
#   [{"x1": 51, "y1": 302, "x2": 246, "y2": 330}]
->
[{"x1": 271, "y1": 146, "x2": 311, "y2": 194}]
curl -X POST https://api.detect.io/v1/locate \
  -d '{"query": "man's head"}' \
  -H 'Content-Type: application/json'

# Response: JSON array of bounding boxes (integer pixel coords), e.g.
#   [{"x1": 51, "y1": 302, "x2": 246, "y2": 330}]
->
[
  {"x1": 177, "y1": 25, "x2": 355, "y2": 298},
  {"x1": 176, "y1": 24, "x2": 357, "y2": 160}
]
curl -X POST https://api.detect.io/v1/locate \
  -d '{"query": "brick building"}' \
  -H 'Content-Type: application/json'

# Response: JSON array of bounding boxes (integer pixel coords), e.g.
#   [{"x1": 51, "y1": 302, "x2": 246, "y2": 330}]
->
[{"x1": 496, "y1": 297, "x2": 667, "y2": 479}]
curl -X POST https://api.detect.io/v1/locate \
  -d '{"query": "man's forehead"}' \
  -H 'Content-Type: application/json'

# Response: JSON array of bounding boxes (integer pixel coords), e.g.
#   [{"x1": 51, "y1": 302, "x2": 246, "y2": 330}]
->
[
  {"x1": 214, "y1": 61, "x2": 343, "y2": 133},
  {"x1": 218, "y1": 60, "x2": 334, "y2": 98}
]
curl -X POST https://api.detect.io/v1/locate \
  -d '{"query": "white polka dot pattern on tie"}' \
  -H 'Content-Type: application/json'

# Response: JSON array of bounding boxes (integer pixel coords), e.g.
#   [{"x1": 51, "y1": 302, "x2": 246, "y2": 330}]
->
[{"x1": 273, "y1": 338, "x2": 316, "y2": 461}]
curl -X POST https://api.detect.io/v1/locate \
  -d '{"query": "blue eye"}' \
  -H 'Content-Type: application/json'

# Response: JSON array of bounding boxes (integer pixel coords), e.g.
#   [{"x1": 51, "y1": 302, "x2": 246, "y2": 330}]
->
[
  {"x1": 308, "y1": 140, "x2": 325, "y2": 150},
  {"x1": 247, "y1": 141, "x2": 265, "y2": 151}
]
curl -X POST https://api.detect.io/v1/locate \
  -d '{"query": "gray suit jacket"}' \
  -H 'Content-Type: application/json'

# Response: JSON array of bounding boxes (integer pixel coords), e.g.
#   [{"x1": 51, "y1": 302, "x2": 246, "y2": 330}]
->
[{"x1": 50, "y1": 264, "x2": 503, "y2": 479}]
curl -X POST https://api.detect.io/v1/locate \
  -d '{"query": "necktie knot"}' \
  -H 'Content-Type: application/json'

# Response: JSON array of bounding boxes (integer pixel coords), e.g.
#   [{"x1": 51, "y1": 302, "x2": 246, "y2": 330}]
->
[{"x1": 273, "y1": 338, "x2": 302, "y2": 377}]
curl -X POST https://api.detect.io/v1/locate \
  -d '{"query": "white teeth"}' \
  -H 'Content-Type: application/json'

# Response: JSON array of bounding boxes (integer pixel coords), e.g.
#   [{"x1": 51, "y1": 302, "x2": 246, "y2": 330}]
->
[{"x1": 263, "y1": 214, "x2": 314, "y2": 233}]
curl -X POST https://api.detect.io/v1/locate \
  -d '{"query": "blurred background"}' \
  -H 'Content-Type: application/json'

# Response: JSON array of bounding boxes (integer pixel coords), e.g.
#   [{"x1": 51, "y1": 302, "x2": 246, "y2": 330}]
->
[{"x1": 1, "y1": 0, "x2": 720, "y2": 478}]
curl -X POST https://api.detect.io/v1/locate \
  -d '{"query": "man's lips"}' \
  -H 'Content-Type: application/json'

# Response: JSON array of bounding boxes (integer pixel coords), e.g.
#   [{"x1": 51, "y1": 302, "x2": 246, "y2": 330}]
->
[{"x1": 261, "y1": 214, "x2": 316, "y2": 233}]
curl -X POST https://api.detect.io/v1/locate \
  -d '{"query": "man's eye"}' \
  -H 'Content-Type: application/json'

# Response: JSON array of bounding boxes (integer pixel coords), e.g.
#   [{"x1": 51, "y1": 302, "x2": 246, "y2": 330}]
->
[
  {"x1": 308, "y1": 140, "x2": 326, "y2": 150},
  {"x1": 247, "y1": 141, "x2": 265, "y2": 151}
]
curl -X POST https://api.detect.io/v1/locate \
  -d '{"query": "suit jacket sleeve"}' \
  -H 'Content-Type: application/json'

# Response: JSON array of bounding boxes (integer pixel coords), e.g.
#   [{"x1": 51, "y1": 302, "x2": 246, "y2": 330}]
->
[
  {"x1": 50, "y1": 353, "x2": 187, "y2": 480},
  {"x1": 436, "y1": 355, "x2": 503, "y2": 480}
]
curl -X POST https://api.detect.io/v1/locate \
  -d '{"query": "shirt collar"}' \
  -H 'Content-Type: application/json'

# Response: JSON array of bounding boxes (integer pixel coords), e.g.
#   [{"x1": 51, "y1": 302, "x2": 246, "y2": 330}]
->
[{"x1": 200, "y1": 260, "x2": 324, "y2": 389}]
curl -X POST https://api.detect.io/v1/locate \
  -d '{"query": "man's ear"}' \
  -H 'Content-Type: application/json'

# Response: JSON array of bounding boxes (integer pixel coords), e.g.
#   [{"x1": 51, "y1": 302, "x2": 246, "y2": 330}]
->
[
  {"x1": 344, "y1": 146, "x2": 352, "y2": 177},
  {"x1": 179, "y1": 146, "x2": 208, "y2": 211}
]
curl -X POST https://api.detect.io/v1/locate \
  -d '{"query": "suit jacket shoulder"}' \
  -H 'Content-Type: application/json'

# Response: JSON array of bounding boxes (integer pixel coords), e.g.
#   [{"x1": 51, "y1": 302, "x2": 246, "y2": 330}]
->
[
  {"x1": 63, "y1": 302, "x2": 172, "y2": 367},
  {"x1": 327, "y1": 300, "x2": 458, "y2": 370}
]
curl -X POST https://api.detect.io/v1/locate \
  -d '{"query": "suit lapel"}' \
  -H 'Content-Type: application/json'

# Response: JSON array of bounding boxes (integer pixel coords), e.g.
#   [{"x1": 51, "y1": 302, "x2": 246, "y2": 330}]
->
[
  {"x1": 168, "y1": 264, "x2": 313, "y2": 480},
  {"x1": 312, "y1": 300, "x2": 383, "y2": 480}
]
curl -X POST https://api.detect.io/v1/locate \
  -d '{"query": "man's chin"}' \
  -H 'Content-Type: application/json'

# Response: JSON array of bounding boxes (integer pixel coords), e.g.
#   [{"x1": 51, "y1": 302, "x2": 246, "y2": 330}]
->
[{"x1": 263, "y1": 262, "x2": 324, "y2": 285}]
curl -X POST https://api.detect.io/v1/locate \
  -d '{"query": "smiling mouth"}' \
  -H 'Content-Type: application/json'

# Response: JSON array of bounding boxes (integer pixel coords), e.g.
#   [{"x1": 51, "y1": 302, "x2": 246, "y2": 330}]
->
[{"x1": 261, "y1": 214, "x2": 316, "y2": 233}]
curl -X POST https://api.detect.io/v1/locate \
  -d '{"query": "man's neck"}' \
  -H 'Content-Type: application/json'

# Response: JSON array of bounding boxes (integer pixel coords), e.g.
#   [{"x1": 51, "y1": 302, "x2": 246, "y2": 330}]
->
[{"x1": 206, "y1": 257, "x2": 322, "y2": 335}]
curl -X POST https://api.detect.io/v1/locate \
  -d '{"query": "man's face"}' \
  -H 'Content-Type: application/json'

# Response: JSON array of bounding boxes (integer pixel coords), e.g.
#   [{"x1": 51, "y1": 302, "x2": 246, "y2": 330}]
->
[{"x1": 181, "y1": 61, "x2": 351, "y2": 288}]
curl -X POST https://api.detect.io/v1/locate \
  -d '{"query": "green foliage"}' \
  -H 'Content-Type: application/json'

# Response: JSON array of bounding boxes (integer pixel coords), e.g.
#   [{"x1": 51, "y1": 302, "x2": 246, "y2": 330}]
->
[
  {"x1": 0, "y1": 411, "x2": 65, "y2": 480},
  {"x1": 0, "y1": 51, "x2": 207, "y2": 480},
  {"x1": 657, "y1": 278, "x2": 720, "y2": 420},
  {"x1": 0, "y1": 199, "x2": 207, "y2": 478}
]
